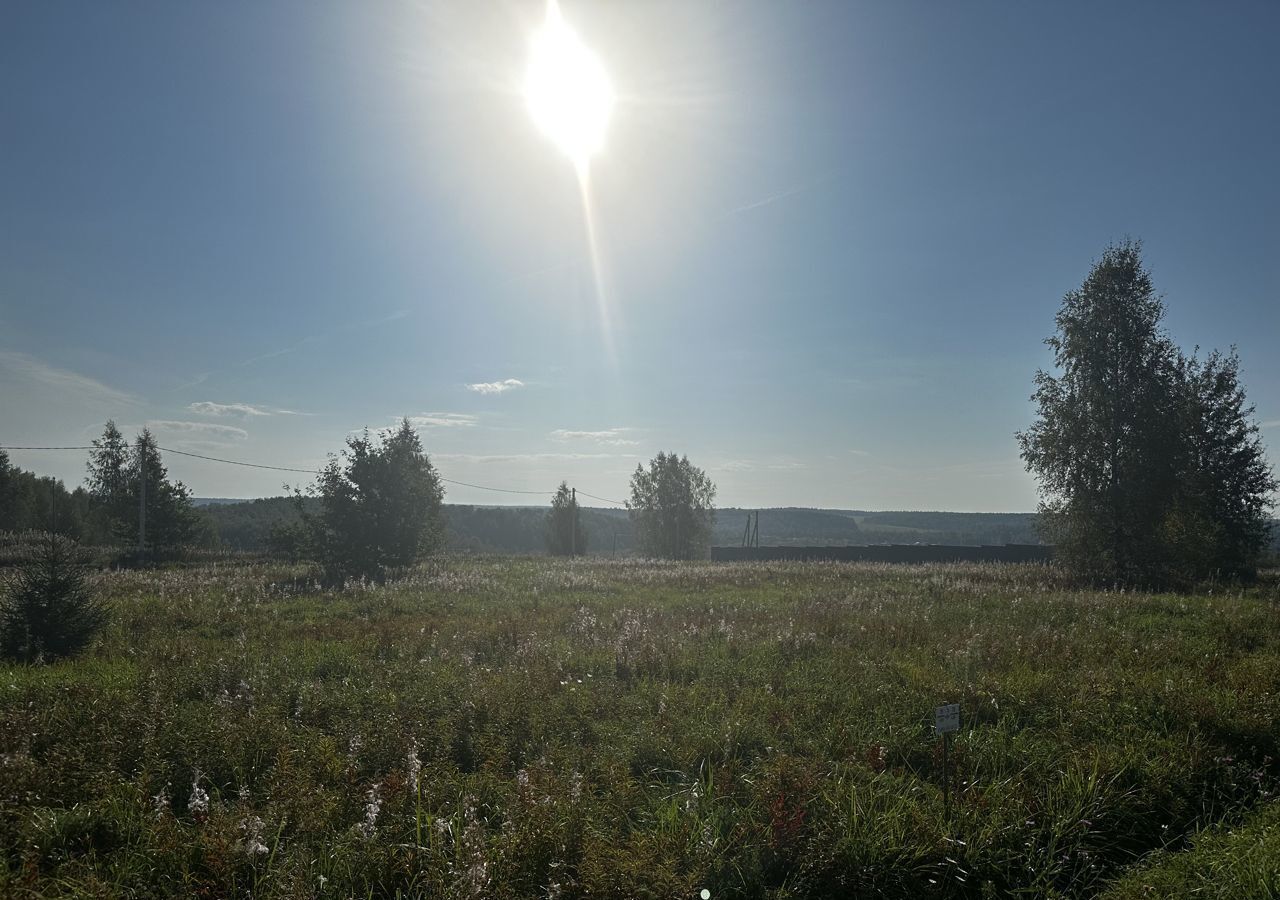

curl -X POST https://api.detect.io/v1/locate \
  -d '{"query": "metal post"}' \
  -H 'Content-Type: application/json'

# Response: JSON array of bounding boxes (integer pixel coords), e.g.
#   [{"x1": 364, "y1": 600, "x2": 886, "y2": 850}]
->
[
  {"x1": 570, "y1": 487, "x2": 576, "y2": 557},
  {"x1": 943, "y1": 731, "x2": 951, "y2": 820},
  {"x1": 138, "y1": 452, "x2": 147, "y2": 555}
]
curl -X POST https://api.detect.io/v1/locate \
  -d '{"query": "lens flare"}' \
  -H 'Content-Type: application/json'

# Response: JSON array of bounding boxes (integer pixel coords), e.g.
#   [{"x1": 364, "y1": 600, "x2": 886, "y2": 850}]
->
[{"x1": 524, "y1": 1, "x2": 615, "y2": 173}]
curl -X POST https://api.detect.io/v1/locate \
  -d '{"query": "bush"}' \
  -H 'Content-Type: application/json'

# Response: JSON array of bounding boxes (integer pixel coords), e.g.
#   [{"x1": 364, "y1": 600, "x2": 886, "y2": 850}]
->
[
  {"x1": 299, "y1": 419, "x2": 446, "y2": 583},
  {"x1": 1, "y1": 534, "x2": 107, "y2": 663}
]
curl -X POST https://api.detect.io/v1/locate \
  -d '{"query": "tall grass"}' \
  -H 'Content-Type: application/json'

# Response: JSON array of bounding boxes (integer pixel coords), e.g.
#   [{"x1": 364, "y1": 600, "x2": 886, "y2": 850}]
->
[{"x1": 2, "y1": 558, "x2": 1277, "y2": 897}]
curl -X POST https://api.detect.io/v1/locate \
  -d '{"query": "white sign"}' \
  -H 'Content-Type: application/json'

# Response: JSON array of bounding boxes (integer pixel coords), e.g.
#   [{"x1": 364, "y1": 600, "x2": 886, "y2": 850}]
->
[{"x1": 935, "y1": 703, "x2": 960, "y2": 734}]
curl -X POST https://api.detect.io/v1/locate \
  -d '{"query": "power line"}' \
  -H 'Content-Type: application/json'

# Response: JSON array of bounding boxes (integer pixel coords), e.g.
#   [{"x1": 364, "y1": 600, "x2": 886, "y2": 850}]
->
[
  {"x1": 0, "y1": 443, "x2": 629, "y2": 505},
  {"x1": 436, "y1": 477, "x2": 549, "y2": 496},
  {"x1": 156, "y1": 446, "x2": 320, "y2": 474},
  {"x1": 577, "y1": 489, "x2": 628, "y2": 507}
]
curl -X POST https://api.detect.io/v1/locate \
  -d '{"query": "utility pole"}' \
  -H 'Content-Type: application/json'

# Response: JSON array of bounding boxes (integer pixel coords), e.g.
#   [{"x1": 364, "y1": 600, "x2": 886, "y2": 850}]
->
[
  {"x1": 138, "y1": 453, "x2": 147, "y2": 556},
  {"x1": 570, "y1": 486, "x2": 577, "y2": 557}
]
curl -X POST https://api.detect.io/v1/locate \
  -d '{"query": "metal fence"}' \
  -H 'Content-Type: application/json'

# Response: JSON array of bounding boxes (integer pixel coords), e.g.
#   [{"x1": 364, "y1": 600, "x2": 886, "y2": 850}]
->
[{"x1": 710, "y1": 543, "x2": 1053, "y2": 564}]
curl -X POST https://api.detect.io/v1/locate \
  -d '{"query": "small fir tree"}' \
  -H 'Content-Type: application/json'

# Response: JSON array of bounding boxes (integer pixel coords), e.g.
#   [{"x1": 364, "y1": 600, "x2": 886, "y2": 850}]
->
[{"x1": 1, "y1": 534, "x2": 107, "y2": 663}]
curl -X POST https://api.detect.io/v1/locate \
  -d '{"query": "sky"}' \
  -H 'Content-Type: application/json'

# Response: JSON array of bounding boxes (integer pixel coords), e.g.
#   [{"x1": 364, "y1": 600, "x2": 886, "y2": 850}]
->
[{"x1": 2, "y1": 1, "x2": 1278, "y2": 511}]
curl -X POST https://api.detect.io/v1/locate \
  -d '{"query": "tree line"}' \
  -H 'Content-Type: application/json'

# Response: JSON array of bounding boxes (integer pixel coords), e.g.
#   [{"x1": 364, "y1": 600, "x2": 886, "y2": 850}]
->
[
  {"x1": 2, "y1": 239, "x2": 1274, "y2": 586},
  {"x1": 1, "y1": 418, "x2": 720, "y2": 580},
  {"x1": 264, "y1": 423, "x2": 717, "y2": 581}
]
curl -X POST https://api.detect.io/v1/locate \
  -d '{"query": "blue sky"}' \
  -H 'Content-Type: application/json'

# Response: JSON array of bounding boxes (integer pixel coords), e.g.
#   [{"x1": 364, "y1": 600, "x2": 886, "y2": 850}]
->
[{"x1": 2, "y1": 1, "x2": 1277, "y2": 511}]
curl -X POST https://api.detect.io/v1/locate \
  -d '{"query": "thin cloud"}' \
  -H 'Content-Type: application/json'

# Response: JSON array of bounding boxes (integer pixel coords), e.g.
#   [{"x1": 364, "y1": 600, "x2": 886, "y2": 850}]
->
[
  {"x1": 727, "y1": 169, "x2": 839, "y2": 216},
  {"x1": 147, "y1": 420, "x2": 248, "y2": 441},
  {"x1": 716, "y1": 456, "x2": 807, "y2": 472},
  {"x1": 180, "y1": 309, "x2": 411, "y2": 389},
  {"x1": 1262, "y1": 419, "x2": 1280, "y2": 429},
  {"x1": 0, "y1": 350, "x2": 137, "y2": 407},
  {"x1": 188, "y1": 401, "x2": 309, "y2": 417},
  {"x1": 189, "y1": 401, "x2": 270, "y2": 417},
  {"x1": 406, "y1": 413, "x2": 478, "y2": 428},
  {"x1": 436, "y1": 451, "x2": 631, "y2": 463},
  {"x1": 551, "y1": 428, "x2": 638, "y2": 446},
  {"x1": 468, "y1": 379, "x2": 525, "y2": 395}
]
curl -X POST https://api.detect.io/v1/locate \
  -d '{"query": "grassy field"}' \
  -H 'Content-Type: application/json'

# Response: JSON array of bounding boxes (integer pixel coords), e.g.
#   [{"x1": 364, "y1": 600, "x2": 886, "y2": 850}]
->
[{"x1": 2, "y1": 557, "x2": 1279, "y2": 898}]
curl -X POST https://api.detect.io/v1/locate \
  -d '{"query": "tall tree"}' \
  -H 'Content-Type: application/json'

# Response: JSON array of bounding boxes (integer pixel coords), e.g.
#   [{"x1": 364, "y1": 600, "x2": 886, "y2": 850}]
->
[
  {"x1": 0, "y1": 451, "x2": 17, "y2": 532},
  {"x1": 303, "y1": 419, "x2": 446, "y2": 581},
  {"x1": 1170, "y1": 348, "x2": 1277, "y2": 579},
  {"x1": 86, "y1": 420, "x2": 132, "y2": 536},
  {"x1": 628, "y1": 452, "x2": 716, "y2": 560},
  {"x1": 546, "y1": 481, "x2": 587, "y2": 556},
  {"x1": 1018, "y1": 241, "x2": 1184, "y2": 583},
  {"x1": 86, "y1": 423, "x2": 200, "y2": 550},
  {"x1": 1019, "y1": 240, "x2": 1275, "y2": 584},
  {"x1": 132, "y1": 430, "x2": 201, "y2": 550}
]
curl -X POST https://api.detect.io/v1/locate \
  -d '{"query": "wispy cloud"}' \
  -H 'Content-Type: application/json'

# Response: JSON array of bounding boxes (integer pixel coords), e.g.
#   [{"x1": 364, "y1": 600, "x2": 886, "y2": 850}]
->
[
  {"x1": 406, "y1": 413, "x2": 478, "y2": 429},
  {"x1": 727, "y1": 169, "x2": 839, "y2": 217},
  {"x1": 550, "y1": 428, "x2": 638, "y2": 446},
  {"x1": 1262, "y1": 419, "x2": 1280, "y2": 429},
  {"x1": 715, "y1": 456, "x2": 807, "y2": 472},
  {"x1": 147, "y1": 420, "x2": 248, "y2": 441},
  {"x1": 436, "y1": 451, "x2": 631, "y2": 463},
  {"x1": 189, "y1": 401, "x2": 270, "y2": 417},
  {"x1": 188, "y1": 401, "x2": 309, "y2": 417},
  {"x1": 0, "y1": 350, "x2": 138, "y2": 407},
  {"x1": 178, "y1": 310, "x2": 411, "y2": 391},
  {"x1": 468, "y1": 378, "x2": 525, "y2": 395}
]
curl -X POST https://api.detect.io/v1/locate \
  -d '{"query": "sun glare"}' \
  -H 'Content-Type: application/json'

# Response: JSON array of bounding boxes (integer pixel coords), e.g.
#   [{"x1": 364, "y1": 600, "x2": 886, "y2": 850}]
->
[{"x1": 524, "y1": 2, "x2": 615, "y2": 171}]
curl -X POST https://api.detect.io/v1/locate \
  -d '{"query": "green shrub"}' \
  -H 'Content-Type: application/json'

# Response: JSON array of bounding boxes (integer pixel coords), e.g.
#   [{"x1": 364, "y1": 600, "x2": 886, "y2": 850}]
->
[{"x1": 1, "y1": 534, "x2": 107, "y2": 663}]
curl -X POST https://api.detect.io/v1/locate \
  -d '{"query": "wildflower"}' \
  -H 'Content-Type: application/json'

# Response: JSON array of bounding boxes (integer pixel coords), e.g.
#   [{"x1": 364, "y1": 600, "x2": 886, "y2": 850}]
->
[
  {"x1": 152, "y1": 782, "x2": 171, "y2": 819},
  {"x1": 188, "y1": 769, "x2": 210, "y2": 821},
  {"x1": 241, "y1": 814, "x2": 269, "y2": 856},
  {"x1": 454, "y1": 794, "x2": 489, "y2": 898},
  {"x1": 407, "y1": 739, "x2": 422, "y2": 795},
  {"x1": 357, "y1": 783, "x2": 382, "y2": 840}
]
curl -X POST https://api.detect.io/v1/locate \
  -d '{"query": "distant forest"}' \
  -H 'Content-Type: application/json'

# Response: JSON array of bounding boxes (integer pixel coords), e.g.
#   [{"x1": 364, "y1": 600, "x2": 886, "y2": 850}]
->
[
  {"x1": 6, "y1": 452, "x2": 1276, "y2": 558},
  {"x1": 196, "y1": 496, "x2": 1051, "y2": 555}
]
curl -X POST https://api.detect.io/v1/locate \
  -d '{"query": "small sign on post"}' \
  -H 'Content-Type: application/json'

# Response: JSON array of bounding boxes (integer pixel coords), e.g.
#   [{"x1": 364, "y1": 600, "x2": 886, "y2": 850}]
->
[
  {"x1": 935, "y1": 703, "x2": 960, "y2": 734},
  {"x1": 935, "y1": 703, "x2": 960, "y2": 819}
]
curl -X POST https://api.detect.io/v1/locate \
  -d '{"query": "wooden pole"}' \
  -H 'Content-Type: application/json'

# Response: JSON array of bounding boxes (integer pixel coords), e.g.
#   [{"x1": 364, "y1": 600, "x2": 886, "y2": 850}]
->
[
  {"x1": 943, "y1": 731, "x2": 952, "y2": 820},
  {"x1": 138, "y1": 453, "x2": 147, "y2": 555}
]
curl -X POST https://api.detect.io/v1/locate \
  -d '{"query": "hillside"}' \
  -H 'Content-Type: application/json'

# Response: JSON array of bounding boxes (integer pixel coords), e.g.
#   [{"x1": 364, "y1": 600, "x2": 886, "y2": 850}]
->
[{"x1": 197, "y1": 499, "x2": 1051, "y2": 554}]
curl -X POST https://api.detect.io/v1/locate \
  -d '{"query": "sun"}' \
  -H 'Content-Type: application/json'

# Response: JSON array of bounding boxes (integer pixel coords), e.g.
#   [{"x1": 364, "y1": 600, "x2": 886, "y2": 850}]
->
[{"x1": 524, "y1": 1, "x2": 615, "y2": 172}]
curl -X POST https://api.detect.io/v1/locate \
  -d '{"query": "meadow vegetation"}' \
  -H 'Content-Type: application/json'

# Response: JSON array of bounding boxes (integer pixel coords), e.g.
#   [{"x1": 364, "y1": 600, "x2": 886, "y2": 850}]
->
[{"x1": 3, "y1": 556, "x2": 1279, "y2": 898}]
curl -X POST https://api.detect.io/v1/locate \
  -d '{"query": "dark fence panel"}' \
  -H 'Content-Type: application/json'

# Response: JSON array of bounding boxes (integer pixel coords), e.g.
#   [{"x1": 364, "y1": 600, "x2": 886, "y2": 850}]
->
[{"x1": 710, "y1": 544, "x2": 1053, "y2": 564}]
